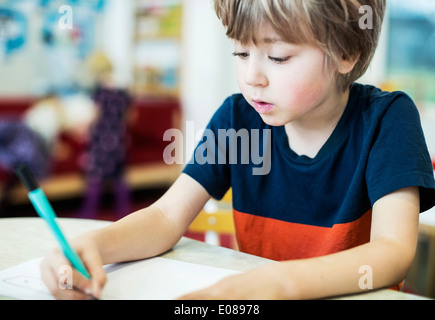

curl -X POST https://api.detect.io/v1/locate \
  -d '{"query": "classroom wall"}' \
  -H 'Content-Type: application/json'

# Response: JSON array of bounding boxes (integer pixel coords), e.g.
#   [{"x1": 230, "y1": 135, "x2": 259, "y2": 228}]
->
[
  {"x1": 358, "y1": 13, "x2": 389, "y2": 87},
  {"x1": 0, "y1": 14, "x2": 48, "y2": 95},
  {"x1": 101, "y1": 0, "x2": 240, "y2": 131},
  {"x1": 0, "y1": 0, "x2": 239, "y2": 133},
  {"x1": 180, "y1": 0, "x2": 239, "y2": 131},
  {"x1": 99, "y1": 0, "x2": 135, "y2": 89}
]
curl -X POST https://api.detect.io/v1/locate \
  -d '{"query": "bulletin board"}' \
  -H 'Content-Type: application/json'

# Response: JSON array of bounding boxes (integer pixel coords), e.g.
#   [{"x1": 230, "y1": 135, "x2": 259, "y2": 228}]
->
[{"x1": 0, "y1": 0, "x2": 107, "y2": 95}]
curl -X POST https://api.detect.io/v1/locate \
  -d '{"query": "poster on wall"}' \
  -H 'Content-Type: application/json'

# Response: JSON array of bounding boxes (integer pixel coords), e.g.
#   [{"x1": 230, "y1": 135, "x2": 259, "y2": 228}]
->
[
  {"x1": 39, "y1": 0, "x2": 107, "y2": 94},
  {"x1": 0, "y1": 0, "x2": 107, "y2": 95},
  {"x1": 0, "y1": 7, "x2": 28, "y2": 61}
]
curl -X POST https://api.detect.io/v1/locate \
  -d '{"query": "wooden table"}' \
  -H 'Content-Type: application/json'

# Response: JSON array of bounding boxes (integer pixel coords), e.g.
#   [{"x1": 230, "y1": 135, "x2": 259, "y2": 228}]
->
[{"x1": 0, "y1": 217, "x2": 429, "y2": 300}]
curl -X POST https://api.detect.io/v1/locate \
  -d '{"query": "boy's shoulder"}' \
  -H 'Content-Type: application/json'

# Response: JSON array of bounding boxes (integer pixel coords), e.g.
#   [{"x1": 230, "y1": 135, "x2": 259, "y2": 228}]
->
[
  {"x1": 351, "y1": 83, "x2": 416, "y2": 114},
  {"x1": 347, "y1": 83, "x2": 420, "y2": 129}
]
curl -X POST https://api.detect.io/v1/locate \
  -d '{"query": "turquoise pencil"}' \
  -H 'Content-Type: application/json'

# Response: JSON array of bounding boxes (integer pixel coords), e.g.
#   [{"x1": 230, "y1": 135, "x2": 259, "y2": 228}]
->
[{"x1": 15, "y1": 164, "x2": 91, "y2": 280}]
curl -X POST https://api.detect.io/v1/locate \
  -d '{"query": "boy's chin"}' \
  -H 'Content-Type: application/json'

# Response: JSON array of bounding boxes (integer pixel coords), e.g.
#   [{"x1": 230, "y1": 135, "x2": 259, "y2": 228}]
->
[{"x1": 259, "y1": 114, "x2": 288, "y2": 127}]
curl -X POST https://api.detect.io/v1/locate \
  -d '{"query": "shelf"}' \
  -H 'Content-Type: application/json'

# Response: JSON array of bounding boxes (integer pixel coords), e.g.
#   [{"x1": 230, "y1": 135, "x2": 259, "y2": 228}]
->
[
  {"x1": 133, "y1": 0, "x2": 182, "y2": 99},
  {"x1": 5, "y1": 163, "x2": 182, "y2": 204}
]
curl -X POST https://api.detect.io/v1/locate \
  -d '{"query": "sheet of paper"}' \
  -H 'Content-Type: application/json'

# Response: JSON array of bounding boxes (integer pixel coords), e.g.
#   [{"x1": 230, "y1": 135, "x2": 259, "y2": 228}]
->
[{"x1": 0, "y1": 257, "x2": 240, "y2": 300}]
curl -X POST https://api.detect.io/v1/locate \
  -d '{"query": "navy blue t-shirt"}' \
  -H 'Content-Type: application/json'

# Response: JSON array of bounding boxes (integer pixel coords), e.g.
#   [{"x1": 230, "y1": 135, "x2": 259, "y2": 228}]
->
[{"x1": 183, "y1": 83, "x2": 435, "y2": 261}]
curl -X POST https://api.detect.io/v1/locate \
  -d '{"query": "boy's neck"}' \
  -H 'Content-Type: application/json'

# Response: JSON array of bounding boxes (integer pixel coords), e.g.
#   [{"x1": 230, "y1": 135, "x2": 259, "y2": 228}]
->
[{"x1": 284, "y1": 88, "x2": 350, "y2": 159}]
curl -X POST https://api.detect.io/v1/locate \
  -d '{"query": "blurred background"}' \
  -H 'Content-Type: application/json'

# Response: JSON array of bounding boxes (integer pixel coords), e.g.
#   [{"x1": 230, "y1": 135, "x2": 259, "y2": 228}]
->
[
  {"x1": 0, "y1": 0, "x2": 434, "y2": 297},
  {"x1": 0, "y1": 0, "x2": 239, "y2": 221}
]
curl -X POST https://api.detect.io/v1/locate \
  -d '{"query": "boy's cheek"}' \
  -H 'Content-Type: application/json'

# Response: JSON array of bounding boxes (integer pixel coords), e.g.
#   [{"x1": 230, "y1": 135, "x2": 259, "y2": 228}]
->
[{"x1": 283, "y1": 82, "x2": 325, "y2": 108}]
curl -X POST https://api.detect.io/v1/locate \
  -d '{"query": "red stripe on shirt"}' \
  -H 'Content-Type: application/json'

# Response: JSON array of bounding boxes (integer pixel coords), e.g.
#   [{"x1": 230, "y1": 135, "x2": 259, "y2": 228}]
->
[{"x1": 233, "y1": 208, "x2": 372, "y2": 261}]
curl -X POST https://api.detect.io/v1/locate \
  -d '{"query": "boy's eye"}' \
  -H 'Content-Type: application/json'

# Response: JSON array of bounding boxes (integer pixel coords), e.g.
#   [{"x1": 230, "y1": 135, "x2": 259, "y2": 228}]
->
[
  {"x1": 232, "y1": 52, "x2": 291, "y2": 64},
  {"x1": 232, "y1": 52, "x2": 249, "y2": 59},
  {"x1": 268, "y1": 56, "x2": 291, "y2": 64}
]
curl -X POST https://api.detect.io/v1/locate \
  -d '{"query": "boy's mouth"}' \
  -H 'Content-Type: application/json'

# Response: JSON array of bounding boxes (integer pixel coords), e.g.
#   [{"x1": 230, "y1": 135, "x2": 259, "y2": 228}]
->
[{"x1": 252, "y1": 99, "x2": 274, "y2": 114}]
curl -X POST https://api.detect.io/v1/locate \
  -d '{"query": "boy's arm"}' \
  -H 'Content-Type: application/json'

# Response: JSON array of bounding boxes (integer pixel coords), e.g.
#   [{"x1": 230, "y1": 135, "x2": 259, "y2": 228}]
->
[
  {"x1": 280, "y1": 186, "x2": 420, "y2": 299},
  {"x1": 41, "y1": 173, "x2": 211, "y2": 299},
  {"x1": 89, "y1": 173, "x2": 211, "y2": 265},
  {"x1": 180, "y1": 187, "x2": 420, "y2": 300}
]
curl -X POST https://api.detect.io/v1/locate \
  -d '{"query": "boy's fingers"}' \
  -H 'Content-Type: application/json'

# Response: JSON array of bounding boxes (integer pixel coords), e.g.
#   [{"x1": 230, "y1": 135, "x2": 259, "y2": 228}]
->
[
  {"x1": 71, "y1": 268, "x2": 92, "y2": 292},
  {"x1": 80, "y1": 247, "x2": 107, "y2": 299},
  {"x1": 40, "y1": 241, "x2": 106, "y2": 300},
  {"x1": 86, "y1": 262, "x2": 106, "y2": 299},
  {"x1": 40, "y1": 253, "x2": 91, "y2": 300}
]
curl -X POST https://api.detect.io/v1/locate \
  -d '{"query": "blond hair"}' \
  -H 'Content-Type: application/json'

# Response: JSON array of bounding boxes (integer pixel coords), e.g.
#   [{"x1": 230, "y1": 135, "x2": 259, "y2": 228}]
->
[
  {"x1": 87, "y1": 51, "x2": 113, "y2": 80},
  {"x1": 214, "y1": 0, "x2": 386, "y2": 91}
]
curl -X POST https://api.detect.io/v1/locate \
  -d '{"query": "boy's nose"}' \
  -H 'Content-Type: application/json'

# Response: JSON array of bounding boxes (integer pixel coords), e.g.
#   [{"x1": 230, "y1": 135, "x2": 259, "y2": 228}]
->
[{"x1": 244, "y1": 62, "x2": 268, "y2": 88}]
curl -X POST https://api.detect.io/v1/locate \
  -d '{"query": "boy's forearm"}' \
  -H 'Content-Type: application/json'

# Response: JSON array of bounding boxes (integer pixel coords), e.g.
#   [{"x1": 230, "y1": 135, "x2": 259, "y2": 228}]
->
[
  {"x1": 79, "y1": 175, "x2": 210, "y2": 266},
  {"x1": 88, "y1": 204, "x2": 184, "y2": 265},
  {"x1": 277, "y1": 238, "x2": 416, "y2": 299}
]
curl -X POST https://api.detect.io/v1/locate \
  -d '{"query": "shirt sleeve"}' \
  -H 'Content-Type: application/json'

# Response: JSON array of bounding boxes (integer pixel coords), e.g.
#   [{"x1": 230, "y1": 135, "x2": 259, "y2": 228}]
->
[
  {"x1": 182, "y1": 96, "x2": 234, "y2": 200},
  {"x1": 365, "y1": 93, "x2": 435, "y2": 213}
]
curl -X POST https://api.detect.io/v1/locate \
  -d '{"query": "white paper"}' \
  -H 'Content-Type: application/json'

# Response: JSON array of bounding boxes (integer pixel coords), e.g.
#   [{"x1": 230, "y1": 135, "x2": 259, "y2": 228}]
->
[
  {"x1": 0, "y1": 257, "x2": 240, "y2": 300},
  {"x1": 0, "y1": 258, "x2": 52, "y2": 300}
]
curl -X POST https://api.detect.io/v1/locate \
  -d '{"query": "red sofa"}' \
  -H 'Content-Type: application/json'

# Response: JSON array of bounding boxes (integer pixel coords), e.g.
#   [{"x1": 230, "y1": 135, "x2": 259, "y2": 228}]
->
[{"x1": 0, "y1": 96, "x2": 181, "y2": 188}]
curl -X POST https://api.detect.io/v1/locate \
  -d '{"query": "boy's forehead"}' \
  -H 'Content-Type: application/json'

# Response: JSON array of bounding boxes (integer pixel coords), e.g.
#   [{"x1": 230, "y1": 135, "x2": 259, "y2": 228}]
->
[
  {"x1": 230, "y1": 16, "x2": 312, "y2": 48},
  {"x1": 257, "y1": 22, "x2": 284, "y2": 42},
  {"x1": 256, "y1": 21, "x2": 308, "y2": 46}
]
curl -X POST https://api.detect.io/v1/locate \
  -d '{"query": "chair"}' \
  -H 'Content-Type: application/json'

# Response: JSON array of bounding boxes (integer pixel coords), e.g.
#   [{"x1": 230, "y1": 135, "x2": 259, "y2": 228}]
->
[{"x1": 187, "y1": 189, "x2": 236, "y2": 248}]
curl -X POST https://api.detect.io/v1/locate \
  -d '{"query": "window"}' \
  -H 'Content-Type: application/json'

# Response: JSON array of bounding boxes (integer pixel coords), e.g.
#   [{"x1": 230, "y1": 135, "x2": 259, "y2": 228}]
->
[{"x1": 387, "y1": 0, "x2": 435, "y2": 105}]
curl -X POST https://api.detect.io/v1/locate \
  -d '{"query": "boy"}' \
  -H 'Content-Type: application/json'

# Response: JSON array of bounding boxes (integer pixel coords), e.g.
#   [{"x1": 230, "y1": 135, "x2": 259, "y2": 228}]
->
[{"x1": 41, "y1": 0, "x2": 435, "y2": 299}]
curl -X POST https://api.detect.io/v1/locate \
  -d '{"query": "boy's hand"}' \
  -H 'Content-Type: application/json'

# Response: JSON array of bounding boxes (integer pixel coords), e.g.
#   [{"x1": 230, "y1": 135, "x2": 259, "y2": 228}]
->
[
  {"x1": 178, "y1": 263, "x2": 293, "y2": 300},
  {"x1": 40, "y1": 236, "x2": 106, "y2": 300}
]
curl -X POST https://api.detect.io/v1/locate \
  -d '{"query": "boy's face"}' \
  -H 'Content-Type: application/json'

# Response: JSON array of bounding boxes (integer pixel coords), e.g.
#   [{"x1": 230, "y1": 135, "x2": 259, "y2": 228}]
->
[{"x1": 234, "y1": 23, "x2": 343, "y2": 127}]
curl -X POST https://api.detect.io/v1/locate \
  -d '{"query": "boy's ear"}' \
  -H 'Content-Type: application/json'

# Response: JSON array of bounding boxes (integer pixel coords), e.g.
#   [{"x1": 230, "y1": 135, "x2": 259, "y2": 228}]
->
[{"x1": 337, "y1": 54, "x2": 360, "y2": 75}]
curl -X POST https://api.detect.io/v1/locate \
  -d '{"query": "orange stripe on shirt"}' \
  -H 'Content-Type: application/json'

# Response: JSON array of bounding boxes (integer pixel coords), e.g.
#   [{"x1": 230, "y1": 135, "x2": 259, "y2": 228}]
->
[{"x1": 233, "y1": 209, "x2": 372, "y2": 261}]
